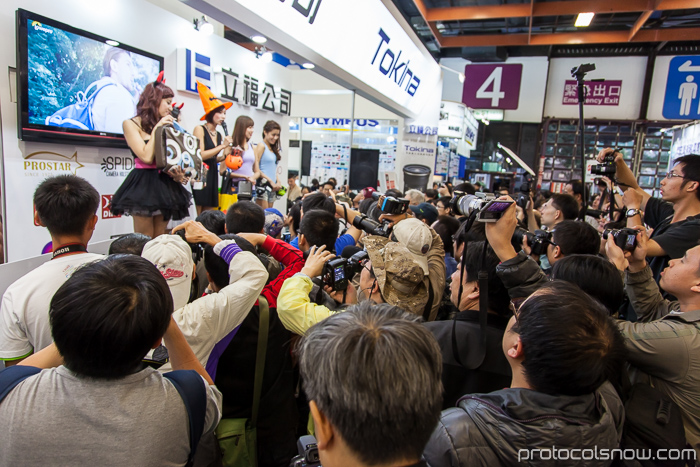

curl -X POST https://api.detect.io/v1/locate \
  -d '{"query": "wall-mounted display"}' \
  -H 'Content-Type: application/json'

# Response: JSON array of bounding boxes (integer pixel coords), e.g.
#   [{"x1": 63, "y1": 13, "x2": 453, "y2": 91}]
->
[{"x1": 16, "y1": 9, "x2": 163, "y2": 148}]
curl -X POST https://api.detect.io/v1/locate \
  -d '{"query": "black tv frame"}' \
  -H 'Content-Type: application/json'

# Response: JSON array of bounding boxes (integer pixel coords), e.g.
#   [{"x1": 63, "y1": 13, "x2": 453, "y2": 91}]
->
[{"x1": 16, "y1": 9, "x2": 164, "y2": 149}]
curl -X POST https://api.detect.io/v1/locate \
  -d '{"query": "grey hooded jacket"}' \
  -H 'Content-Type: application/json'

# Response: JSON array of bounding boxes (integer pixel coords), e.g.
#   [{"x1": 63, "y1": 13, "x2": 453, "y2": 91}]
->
[{"x1": 423, "y1": 382, "x2": 624, "y2": 466}]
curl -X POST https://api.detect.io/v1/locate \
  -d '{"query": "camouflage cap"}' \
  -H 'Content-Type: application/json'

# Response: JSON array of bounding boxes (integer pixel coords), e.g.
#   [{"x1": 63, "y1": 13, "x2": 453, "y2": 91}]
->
[{"x1": 364, "y1": 236, "x2": 429, "y2": 316}]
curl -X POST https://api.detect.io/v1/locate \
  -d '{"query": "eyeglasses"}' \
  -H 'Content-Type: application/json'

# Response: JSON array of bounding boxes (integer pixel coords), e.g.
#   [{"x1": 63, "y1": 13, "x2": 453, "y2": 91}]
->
[
  {"x1": 662, "y1": 172, "x2": 685, "y2": 180},
  {"x1": 509, "y1": 298, "x2": 526, "y2": 317}
]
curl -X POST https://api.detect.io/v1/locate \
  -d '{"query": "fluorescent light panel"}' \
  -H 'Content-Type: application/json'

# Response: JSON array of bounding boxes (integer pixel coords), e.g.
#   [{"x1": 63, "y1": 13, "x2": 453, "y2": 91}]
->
[{"x1": 575, "y1": 12, "x2": 595, "y2": 27}]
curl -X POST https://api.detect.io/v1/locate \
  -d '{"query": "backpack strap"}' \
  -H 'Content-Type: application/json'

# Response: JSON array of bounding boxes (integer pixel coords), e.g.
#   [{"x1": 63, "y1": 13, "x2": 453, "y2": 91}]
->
[
  {"x1": 164, "y1": 370, "x2": 208, "y2": 466},
  {"x1": 251, "y1": 296, "x2": 270, "y2": 427},
  {"x1": 0, "y1": 366, "x2": 41, "y2": 402}
]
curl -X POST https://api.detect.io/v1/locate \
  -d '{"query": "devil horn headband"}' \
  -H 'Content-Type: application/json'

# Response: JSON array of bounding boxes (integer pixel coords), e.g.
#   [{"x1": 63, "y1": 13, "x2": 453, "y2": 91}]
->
[{"x1": 154, "y1": 70, "x2": 166, "y2": 86}]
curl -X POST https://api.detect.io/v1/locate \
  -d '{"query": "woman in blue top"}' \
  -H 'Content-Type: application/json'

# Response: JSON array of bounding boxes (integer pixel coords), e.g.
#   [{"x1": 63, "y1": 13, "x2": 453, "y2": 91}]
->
[{"x1": 254, "y1": 120, "x2": 282, "y2": 209}]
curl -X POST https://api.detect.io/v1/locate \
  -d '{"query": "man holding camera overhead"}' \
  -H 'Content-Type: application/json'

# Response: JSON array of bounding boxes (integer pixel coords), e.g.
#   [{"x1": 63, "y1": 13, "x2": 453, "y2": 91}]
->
[{"x1": 597, "y1": 148, "x2": 700, "y2": 284}]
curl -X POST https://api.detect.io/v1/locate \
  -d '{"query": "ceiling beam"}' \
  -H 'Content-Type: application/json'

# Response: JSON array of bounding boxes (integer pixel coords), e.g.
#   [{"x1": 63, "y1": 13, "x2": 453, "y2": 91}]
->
[
  {"x1": 439, "y1": 27, "x2": 700, "y2": 48},
  {"x1": 629, "y1": 10, "x2": 654, "y2": 40},
  {"x1": 425, "y1": 0, "x2": 693, "y2": 22},
  {"x1": 411, "y1": 0, "x2": 444, "y2": 46}
]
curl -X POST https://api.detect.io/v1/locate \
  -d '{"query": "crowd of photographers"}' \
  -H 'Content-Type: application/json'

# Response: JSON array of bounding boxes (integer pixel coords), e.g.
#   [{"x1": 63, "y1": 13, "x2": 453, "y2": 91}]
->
[{"x1": 0, "y1": 148, "x2": 699, "y2": 467}]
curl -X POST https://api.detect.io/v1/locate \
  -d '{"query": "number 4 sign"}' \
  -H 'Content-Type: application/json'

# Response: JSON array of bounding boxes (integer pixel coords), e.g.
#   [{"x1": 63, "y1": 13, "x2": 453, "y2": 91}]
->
[{"x1": 462, "y1": 64, "x2": 523, "y2": 110}]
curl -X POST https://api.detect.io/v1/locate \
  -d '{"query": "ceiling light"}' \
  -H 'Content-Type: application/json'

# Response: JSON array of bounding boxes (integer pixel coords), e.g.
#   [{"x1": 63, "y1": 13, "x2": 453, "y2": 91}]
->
[
  {"x1": 194, "y1": 16, "x2": 214, "y2": 35},
  {"x1": 261, "y1": 52, "x2": 273, "y2": 63},
  {"x1": 575, "y1": 12, "x2": 594, "y2": 27},
  {"x1": 302, "y1": 63, "x2": 315, "y2": 69},
  {"x1": 251, "y1": 35, "x2": 267, "y2": 44},
  {"x1": 105, "y1": 40, "x2": 120, "y2": 47},
  {"x1": 387, "y1": 136, "x2": 395, "y2": 143},
  {"x1": 458, "y1": 73, "x2": 465, "y2": 83}
]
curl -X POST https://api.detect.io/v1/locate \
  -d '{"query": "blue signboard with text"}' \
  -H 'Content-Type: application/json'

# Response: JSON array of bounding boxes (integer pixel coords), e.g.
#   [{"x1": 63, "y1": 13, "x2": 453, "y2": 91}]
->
[{"x1": 663, "y1": 55, "x2": 700, "y2": 120}]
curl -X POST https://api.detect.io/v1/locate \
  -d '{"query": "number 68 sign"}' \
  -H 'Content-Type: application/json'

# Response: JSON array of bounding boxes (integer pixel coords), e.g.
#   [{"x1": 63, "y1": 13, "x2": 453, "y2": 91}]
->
[{"x1": 462, "y1": 64, "x2": 523, "y2": 110}]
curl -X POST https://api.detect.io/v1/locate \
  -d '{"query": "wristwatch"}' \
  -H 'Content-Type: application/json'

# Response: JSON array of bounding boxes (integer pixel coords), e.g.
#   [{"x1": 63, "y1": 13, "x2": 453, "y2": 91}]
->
[{"x1": 626, "y1": 208, "x2": 643, "y2": 218}]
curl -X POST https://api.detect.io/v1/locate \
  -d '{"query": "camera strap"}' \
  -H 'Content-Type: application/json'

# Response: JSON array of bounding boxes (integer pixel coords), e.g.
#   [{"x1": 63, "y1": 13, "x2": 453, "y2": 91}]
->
[{"x1": 51, "y1": 243, "x2": 88, "y2": 259}]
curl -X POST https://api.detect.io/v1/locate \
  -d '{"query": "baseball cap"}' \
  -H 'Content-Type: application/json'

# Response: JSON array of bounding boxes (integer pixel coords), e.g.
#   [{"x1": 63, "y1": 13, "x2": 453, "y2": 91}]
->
[
  {"x1": 409, "y1": 202, "x2": 439, "y2": 226},
  {"x1": 364, "y1": 236, "x2": 429, "y2": 316},
  {"x1": 361, "y1": 187, "x2": 376, "y2": 199},
  {"x1": 264, "y1": 208, "x2": 284, "y2": 238},
  {"x1": 391, "y1": 218, "x2": 431, "y2": 275},
  {"x1": 141, "y1": 235, "x2": 194, "y2": 311}
]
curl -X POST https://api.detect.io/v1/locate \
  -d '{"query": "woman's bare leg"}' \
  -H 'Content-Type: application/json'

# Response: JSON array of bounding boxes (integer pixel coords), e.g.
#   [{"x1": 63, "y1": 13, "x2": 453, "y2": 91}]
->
[{"x1": 133, "y1": 216, "x2": 155, "y2": 237}]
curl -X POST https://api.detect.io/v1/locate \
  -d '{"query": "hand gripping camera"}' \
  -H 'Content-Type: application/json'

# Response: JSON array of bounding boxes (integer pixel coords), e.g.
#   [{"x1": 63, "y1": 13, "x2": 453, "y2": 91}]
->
[
  {"x1": 372, "y1": 192, "x2": 410, "y2": 215},
  {"x1": 450, "y1": 192, "x2": 513, "y2": 222},
  {"x1": 322, "y1": 250, "x2": 370, "y2": 292},
  {"x1": 289, "y1": 435, "x2": 320, "y2": 467},
  {"x1": 512, "y1": 228, "x2": 554, "y2": 256},
  {"x1": 591, "y1": 150, "x2": 618, "y2": 176},
  {"x1": 603, "y1": 227, "x2": 638, "y2": 252},
  {"x1": 352, "y1": 214, "x2": 392, "y2": 237}
]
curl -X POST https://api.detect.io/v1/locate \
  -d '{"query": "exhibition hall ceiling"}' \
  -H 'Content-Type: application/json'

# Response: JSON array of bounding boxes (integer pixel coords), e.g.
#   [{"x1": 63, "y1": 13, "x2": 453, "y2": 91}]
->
[{"x1": 391, "y1": 0, "x2": 700, "y2": 60}]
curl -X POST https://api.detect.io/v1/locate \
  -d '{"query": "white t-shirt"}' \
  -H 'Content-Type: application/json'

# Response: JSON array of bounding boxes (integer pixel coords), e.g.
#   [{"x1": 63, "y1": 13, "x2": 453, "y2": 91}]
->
[
  {"x1": 0, "y1": 253, "x2": 103, "y2": 360},
  {"x1": 0, "y1": 366, "x2": 222, "y2": 467},
  {"x1": 91, "y1": 77, "x2": 136, "y2": 133}
]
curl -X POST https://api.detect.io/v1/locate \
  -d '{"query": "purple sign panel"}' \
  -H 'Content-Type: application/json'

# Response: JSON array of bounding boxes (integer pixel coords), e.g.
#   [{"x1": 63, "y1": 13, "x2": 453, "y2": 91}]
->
[
  {"x1": 462, "y1": 64, "x2": 522, "y2": 110},
  {"x1": 562, "y1": 80, "x2": 622, "y2": 106}
]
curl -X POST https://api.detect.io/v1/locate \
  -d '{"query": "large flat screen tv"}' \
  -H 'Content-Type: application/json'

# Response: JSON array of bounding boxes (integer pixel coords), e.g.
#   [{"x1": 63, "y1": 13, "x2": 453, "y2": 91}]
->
[{"x1": 16, "y1": 9, "x2": 163, "y2": 148}]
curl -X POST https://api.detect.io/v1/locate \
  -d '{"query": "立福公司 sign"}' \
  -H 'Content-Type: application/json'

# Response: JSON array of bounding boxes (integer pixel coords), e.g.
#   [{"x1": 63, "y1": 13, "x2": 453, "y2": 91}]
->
[
  {"x1": 562, "y1": 80, "x2": 622, "y2": 106},
  {"x1": 462, "y1": 64, "x2": 522, "y2": 109},
  {"x1": 185, "y1": 0, "x2": 442, "y2": 118}
]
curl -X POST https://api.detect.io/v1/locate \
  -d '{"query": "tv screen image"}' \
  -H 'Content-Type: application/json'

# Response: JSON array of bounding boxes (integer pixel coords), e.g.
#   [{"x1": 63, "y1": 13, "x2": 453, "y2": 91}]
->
[{"x1": 17, "y1": 9, "x2": 163, "y2": 148}]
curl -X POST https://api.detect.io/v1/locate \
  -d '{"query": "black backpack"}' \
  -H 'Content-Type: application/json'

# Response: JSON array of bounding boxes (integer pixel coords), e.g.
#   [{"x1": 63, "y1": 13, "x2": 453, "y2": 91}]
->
[{"x1": 616, "y1": 374, "x2": 690, "y2": 467}]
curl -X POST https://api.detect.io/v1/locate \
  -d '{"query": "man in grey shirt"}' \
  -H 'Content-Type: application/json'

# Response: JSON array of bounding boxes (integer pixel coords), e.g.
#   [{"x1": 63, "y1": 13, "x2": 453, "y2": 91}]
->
[{"x1": 0, "y1": 254, "x2": 222, "y2": 466}]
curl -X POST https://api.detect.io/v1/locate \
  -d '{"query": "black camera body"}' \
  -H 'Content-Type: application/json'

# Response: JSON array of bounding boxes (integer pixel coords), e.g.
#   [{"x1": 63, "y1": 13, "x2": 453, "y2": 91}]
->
[
  {"x1": 173, "y1": 228, "x2": 204, "y2": 263},
  {"x1": 591, "y1": 152, "x2": 617, "y2": 176},
  {"x1": 372, "y1": 192, "x2": 410, "y2": 215},
  {"x1": 603, "y1": 227, "x2": 638, "y2": 252},
  {"x1": 516, "y1": 178, "x2": 532, "y2": 211},
  {"x1": 352, "y1": 214, "x2": 392, "y2": 237},
  {"x1": 512, "y1": 228, "x2": 552, "y2": 256},
  {"x1": 322, "y1": 250, "x2": 370, "y2": 291},
  {"x1": 237, "y1": 180, "x2": 253, "y2": 201},
  {"x1": 289, "y1": 435, "x2": 320, "y2": 467},
  {"x1": 450, "y1": 192, "x2": 513, "y2": 222}
]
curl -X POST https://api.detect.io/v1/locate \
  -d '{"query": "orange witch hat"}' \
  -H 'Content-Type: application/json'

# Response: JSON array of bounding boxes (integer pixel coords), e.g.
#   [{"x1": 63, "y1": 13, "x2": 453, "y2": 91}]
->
[{"x1": 196, "y1": 80, "x2": 233, "y2": 121}]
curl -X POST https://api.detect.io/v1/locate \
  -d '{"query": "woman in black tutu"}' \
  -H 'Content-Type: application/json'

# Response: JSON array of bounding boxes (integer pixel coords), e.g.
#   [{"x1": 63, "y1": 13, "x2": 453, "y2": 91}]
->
[{"x1": 110, "y1": 73, "x2": 191, "y2": 237}]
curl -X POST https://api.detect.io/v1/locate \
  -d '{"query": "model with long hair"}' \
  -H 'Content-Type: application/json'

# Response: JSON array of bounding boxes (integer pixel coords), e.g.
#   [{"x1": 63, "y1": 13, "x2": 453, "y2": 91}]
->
[
  {"x1": 220, "y1": 115, "x2": 258, "y2": 195},
  {"x1": 110, "y1": 73, "x2": 191, "y2": 237},
  {"x1": 254, "y1": 120, "x2": 282, "y2": 208}
]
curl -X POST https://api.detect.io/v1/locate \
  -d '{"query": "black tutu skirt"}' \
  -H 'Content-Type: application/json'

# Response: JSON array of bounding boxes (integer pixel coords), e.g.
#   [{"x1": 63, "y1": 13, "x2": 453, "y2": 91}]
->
[{"x1": 110, "y1": 168, "x2": 192, "y2": 221}]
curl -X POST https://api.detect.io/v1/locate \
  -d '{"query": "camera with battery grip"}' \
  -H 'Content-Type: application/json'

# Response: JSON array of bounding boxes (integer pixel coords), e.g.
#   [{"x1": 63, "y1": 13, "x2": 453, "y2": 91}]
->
[
  {"x1": 321, "y1": 249, "x2": 370, "y2": 292},
  {"x1": 371, "y1": 192, "x2": 410, "y2": 215},
  {"x1": 289, "y1": 435, "x2": 321, "y2": 467},
  {"x1": 450, "y1": 192, "x2": 514, "y2": 222}
]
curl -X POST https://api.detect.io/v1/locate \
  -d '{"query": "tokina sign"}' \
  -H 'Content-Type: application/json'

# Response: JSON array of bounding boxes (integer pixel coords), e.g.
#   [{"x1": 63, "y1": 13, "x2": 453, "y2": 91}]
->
[{"x1": 372, "y1": 28, "x2": 420, "y2": 97}]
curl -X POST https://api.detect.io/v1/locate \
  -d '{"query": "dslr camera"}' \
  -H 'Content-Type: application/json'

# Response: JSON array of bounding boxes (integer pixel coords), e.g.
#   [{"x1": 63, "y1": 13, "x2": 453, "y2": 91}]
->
[
  {"x1": 289, "y1": 435, "x2": 320, "y2": 467},
  {"x1": 512, "y1": 228, "x2": 553, "y2": 256},
  {"x1": 322, "y1": 250, "x2": 369, "y2": 292},
  {"x1": 173, "y1": 228, "x2": 204, "y2": 263},
  {"x1": 450, "y1": 192, "x2": 513, "y2": 222},
  {"x1": 352, "y1": 214, "x2": 392, "y2": 237},
  {"x1": 591, "y1": 150, "x2": 618, "y2": 176},
  {"x1": 372, "y1": 192, "x2": 410, "y2": 215},
  {"x1": 516, "y1": 177, "x2": 533, "y2": 211},
  {"x1": 602, "y1": 227, "x2": 638, "y2": 252}
]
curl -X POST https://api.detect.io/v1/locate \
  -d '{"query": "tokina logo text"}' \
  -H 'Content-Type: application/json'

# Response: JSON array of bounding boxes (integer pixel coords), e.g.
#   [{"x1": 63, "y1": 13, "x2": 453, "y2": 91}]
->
[{"x1": 372, "y1": 28, "x2": 420, "y2": 97}]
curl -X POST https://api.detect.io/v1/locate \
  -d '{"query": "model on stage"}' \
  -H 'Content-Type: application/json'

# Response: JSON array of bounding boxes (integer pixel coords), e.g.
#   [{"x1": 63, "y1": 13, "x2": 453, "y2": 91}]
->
[
  {"x1": 255, "y1": 120, "x2": 282, "y2": 209},
  {"x1": 192, "y1": 81, "x2": 233, "y2": 214},
  {"x1": 110, "y1": 72, "x2": 191, "y2": 237},
  {"x1": 220, "y1": 115, "x2": 258, "y2": 196}
]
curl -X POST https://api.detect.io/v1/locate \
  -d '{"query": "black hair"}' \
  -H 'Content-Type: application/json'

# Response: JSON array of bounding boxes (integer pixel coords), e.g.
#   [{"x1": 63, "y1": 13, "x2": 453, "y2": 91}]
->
[
  {"x1": 385, "y1": 189, "x2": 404, "y2": 198},
  {"x1": 204, "y1": 234, "x2": 258, "y2": 290},
  {"x1": 511, "y1": 281, "x2": 626, "y2": 396},
  {"x1": 109, "y1": 233, "x2": 151, "y2": 256},
  {"x1": 34, "y1": 175, "x2": 99, "y2": 236},
  {"x1": 196, "y1": 210, "x2": 226, "y2": 235},
  {"x1": 359, "y1": 197, "x2": 375, "y2": 215},
  {"x1": 302, "y1": 192, "x2": 335, "y2": 214},
  {"x1": 288, "y1": 203, "x2": 302, "y2": 235},
  {"x1": 453, "y1": 182, "x2": 476, "y2": 195},
  {"x1": 204, "y1": 105, "x2": 225, "y2": 125},
  {"x1": 567, "y1": 179, "x2": 584, "y2": 197},
  {"x1": 551, "y1": 220, "x2": 601, "y2": 257},
  {"x1": 299, "y1": 209, "x2": 339, "y2": 252},
  {"x1": 436, "y1": 196, "x2": 453, "y2": 215},
  {"x1": 461, "y1": 241, "x2": 511, "y2": 316},
  {"x1": 50, "y1": 255, "x2": 172, "y2": 379},
  {"x1": 225, "y1": 201, "x2": 265, "y2": 234},
  {"x1": 552, "y1": 255, "x2": 624, "y2": 315},
  {"x1": 323, "y1": 180, "x2": 336, "y2": 189},
  {"x1": 425, "y1": 189, "x2": 438, "y2": 199},
  {"x1": 454, "y1": 217, "x2": 486, "y2": 254},
  {"x1": 432, "y1": 215, "x2": 460, "y2": 257},
  {"x1": 674, "y1": 155, "x2": 700, "y2": 201},
  {"x1": 550, "y1": 193, "x2": 580, "y2": 221}
]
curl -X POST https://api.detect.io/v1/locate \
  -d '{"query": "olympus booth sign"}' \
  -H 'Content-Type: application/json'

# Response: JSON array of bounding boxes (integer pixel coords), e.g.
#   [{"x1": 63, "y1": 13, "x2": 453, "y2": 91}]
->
[{"x1": 184, "y1": 0, "x2": 441, "y2": 119}]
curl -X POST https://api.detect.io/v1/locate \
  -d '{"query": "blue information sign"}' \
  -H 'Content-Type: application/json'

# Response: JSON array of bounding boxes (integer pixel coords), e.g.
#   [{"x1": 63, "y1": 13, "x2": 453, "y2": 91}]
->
[{"x1": 663, "y1": 55, "x2": 700, "y2": 119}]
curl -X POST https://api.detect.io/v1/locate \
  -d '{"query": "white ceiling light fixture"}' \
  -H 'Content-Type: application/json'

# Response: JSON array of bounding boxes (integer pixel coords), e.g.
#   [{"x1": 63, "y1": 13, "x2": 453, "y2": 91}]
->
[
  {"x1": 105, "y1": 39, "x2": 120, "y2": 47},
  {"x1": 458, "y1": 73, "x2": 465, "y2": 83},
  {"x1": 575, "y1": 12, "x2": 595, "y2": 27},
  {"x1": 302, "y1": 62, "x2": 315, "y2": 69},
  {"x1": 194, "y1": 16, "x2": 214, "y2": 35},
  {"x1": 251, "y1": 35, "x2": 267, "y2": 44}
]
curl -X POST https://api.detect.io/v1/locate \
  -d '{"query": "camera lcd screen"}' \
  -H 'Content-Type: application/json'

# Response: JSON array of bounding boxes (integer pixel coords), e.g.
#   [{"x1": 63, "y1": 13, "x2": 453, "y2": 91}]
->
[
  {"x1": 625, "y1": 235, "x2": 636, "y2": 249},
  {"x1": 334, "y1": 266, "x2": 345, "y2": 281},
  {"x1": 484, "y1": 201, "x2": 512, "y2": 213}
]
